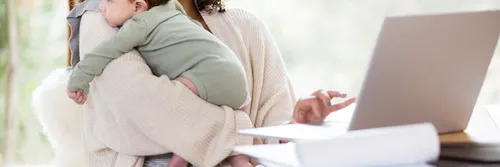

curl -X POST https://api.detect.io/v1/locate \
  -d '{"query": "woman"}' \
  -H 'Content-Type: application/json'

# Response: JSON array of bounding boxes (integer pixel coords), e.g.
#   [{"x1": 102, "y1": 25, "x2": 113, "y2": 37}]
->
[{"x1": 59, "y1": 0, "x2": 355, "y2": 166}]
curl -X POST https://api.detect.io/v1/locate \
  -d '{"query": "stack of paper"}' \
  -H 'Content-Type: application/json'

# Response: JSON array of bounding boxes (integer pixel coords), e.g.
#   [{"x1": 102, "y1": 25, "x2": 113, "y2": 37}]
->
[{"x1": 235, "y1": 123, "x2": 440, "y2": 167}]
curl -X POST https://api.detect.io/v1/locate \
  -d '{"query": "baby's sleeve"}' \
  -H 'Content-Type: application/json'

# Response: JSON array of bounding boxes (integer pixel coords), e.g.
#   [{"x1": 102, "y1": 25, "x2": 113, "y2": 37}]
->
[
  {"x1": 67, "y1": 65, "x2": 94, "y2": 94},
  {"x1": 68, "y1": 18, "x2": 150, "y2": 93}
]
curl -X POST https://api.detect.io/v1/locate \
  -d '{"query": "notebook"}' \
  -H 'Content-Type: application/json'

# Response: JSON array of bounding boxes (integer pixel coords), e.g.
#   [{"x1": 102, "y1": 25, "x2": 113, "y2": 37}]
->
[
  {"x1": 438, "y1": 105, "x2": 500, "y2": 164},
  {"x1": 440, "y1": 142, "x2": 500, "y2": 163}
]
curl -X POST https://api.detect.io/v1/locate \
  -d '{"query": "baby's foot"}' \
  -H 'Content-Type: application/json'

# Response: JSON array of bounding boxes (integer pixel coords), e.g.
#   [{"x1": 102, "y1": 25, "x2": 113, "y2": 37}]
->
[
  {"x1": 167, "y1": 154, "x2": 189, "y2": 167},
  {"x1": 229, "y1": 155, "x2": 253, "y2": 167}
]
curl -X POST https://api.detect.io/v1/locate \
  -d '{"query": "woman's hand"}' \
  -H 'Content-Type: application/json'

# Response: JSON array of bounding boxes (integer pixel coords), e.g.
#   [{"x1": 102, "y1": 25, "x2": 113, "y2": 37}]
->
[{"x1": 292, "y1": 90, "x2": 356, "y2": 125}]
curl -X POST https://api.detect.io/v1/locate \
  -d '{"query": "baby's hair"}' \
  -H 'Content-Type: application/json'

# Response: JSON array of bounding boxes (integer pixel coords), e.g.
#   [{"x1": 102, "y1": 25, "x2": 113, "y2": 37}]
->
[{"x1": 144, "y1": 0, "x2": 171, "y2": 9}]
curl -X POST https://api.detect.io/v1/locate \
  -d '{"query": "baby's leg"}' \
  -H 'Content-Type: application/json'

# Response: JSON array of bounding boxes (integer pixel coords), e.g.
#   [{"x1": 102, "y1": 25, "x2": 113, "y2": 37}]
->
[
  {"x1": 176, "y1": 76, "x2": 251, "y2": 114},
  {"x1": 229, "y1": 155, "x2": 253, "y2": 167},
  {"x1": 175, "y1": 77, "x2": 199, "y2": 96},
  {"x1": 176, "y1": 77, "x2": 249, "y2": 111},
  {"x1": 167, "y1": 154, "x2": 189, "y2": 167}
]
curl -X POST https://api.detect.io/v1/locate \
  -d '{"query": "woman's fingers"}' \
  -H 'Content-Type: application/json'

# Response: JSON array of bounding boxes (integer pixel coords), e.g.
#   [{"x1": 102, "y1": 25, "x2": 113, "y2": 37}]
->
[
  {"x1": 327, "y1": 97, "x2": 356, "y2": 113},
  {"x1": 322, "y1": 90, "x2": 355, "y2": 119},
  {"x1": 312, "y1": 90, "x2": 351, "y2": 118},
  {"x1": 312, "y1": 90, "x2": 331, "y2": 118},
  {"x1": 296, "y1": 97, "x2": 321, "y2": 117},
  {"x1": 293, "y1": 97, "x2": 322, "y2": 123},
  {"x1": 294, "y1": 90, "x2": 357, "y2": 124},
  {"x1": 326, "y1": 90, "x2": 347, "y2": 99},
  {"x1": 309, "y1": 98, "x2": 323, "y2": 124},
  {"x1": 312, "y1": 90, "x2": 330, "y2": 105}
]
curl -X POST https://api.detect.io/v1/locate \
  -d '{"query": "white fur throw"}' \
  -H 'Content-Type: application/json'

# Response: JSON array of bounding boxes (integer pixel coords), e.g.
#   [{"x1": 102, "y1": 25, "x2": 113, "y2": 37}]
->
[{"x1": 32, "y1": 68, "x2": 90, "y2": 167}]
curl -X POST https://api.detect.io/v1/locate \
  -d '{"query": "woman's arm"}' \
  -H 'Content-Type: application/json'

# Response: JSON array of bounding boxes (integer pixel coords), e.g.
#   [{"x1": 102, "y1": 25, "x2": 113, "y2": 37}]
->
[
  {"x1": 243, "y1": 11, "x2": 297, "y2": 143},
  {"x1": 79, "y1": 12, "x2": 253, "y2": 167}
]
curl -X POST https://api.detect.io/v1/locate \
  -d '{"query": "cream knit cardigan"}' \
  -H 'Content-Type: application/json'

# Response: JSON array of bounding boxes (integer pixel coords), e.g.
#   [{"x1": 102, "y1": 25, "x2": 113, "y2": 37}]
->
[{"x1": 73, "y1": 8, "x2": 296, "y2": 167}]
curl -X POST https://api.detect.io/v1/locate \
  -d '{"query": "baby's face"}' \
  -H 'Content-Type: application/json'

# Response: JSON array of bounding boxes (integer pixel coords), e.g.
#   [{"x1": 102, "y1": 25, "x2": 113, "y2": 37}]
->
[{"x1": 99, "y1": 0, "x2": 137, "y2": 27}]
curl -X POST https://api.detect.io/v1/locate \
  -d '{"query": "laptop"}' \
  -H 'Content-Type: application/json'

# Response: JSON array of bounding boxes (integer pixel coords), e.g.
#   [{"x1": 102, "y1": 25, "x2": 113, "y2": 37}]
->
[
  {"x1": 348, "y1": 10, "x2": 500, "y2": 133},
  {"x1": 239, "y1": 10, "x2": 500, "y2": 140}
]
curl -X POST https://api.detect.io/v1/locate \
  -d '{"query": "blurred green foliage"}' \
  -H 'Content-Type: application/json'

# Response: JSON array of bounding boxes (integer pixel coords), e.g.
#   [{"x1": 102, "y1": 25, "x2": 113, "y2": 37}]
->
[{"x1": 0, "y1": 0, "x2": 67, "y2": 164}]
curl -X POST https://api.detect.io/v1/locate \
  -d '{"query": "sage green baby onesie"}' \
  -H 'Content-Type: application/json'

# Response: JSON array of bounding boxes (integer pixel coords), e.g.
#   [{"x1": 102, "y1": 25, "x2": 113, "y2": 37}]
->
[{"x1": 67, "y1": 2, "x2": 249, "y2": 109}]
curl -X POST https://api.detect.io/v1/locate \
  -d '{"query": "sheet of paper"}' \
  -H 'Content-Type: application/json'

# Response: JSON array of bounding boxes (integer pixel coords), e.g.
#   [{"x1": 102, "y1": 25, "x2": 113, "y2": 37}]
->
[
  {"x1": 238, "y1": 122, "x2": 349, "y2": 141},
  {"x1": 485, "y1": 104, "x2": 500, "y2": 129},
  {"x1": 238, "y1": 103, "x2": 356, "y2": 141}
]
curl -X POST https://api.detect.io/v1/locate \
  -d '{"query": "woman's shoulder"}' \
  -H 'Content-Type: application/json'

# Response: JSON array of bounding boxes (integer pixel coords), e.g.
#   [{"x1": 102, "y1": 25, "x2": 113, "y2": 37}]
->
[
  {"x1": 206, "y1": 7, "x2": 267, "y2": 30},
  {"x1": 223, "y1": 7, "x2": 260, "y2": 20}
]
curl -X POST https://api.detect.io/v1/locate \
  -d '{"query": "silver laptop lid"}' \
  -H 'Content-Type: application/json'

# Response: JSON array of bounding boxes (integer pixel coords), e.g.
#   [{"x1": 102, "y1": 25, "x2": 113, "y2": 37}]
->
[{"x1": 349, "y1": 10, "x2": 500, "y2": 133}]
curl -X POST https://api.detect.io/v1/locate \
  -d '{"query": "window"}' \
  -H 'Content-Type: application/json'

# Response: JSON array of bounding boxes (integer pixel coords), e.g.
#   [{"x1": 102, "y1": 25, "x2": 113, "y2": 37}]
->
[
  {"x1": 1, "y1": 0, "x2": 499, "y2": 165},
  {"x1": 230, "y1": 0, "x2": 500, "y2": 105}
]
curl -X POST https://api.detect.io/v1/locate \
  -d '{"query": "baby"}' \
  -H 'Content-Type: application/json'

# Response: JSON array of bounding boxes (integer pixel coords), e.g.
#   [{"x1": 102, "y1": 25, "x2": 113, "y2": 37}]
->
[{"x1": 66, "y1": 0, "x2": 252, "y2": 167}]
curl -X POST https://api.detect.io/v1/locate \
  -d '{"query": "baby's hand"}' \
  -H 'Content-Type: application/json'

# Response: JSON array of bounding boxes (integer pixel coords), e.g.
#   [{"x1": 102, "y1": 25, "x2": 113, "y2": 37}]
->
[{"x1": 67, "y1": 90, "x2": 88, "y2": 105}]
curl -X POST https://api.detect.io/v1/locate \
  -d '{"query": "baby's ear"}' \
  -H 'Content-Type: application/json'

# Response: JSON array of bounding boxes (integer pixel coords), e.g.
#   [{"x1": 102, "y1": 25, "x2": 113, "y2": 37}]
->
[{"x1": 135, "y1": 0, "x2": 148, "y2": 12}]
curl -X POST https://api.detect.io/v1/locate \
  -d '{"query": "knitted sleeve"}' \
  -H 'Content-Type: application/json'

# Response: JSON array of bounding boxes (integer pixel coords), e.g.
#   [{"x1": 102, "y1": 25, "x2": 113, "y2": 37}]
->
[{"x1": 234, "y1": 9, "x2": 297, "y2": 143}]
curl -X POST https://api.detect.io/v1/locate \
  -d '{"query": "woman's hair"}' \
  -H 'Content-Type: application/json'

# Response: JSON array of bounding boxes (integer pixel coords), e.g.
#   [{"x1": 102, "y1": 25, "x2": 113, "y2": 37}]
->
[
  {"x1": 73, "y1": 0, "x2": 226, "y2": 13},
  {"x1": 196, "y1": 0, "x2": 226, "y2": 13}
]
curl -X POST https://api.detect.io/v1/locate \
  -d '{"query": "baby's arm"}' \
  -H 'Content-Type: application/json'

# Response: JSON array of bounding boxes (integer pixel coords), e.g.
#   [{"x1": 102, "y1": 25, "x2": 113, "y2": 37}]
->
[{"x1": 67, "y1": 17, "x2": 149, "y2": 94}]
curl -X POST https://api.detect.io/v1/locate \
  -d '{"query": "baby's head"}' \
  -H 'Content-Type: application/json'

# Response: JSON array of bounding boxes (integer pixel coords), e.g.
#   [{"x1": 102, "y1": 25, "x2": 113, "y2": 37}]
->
[{"x1": 99, "y1": 0, "x2": 170, "y2": 27}]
